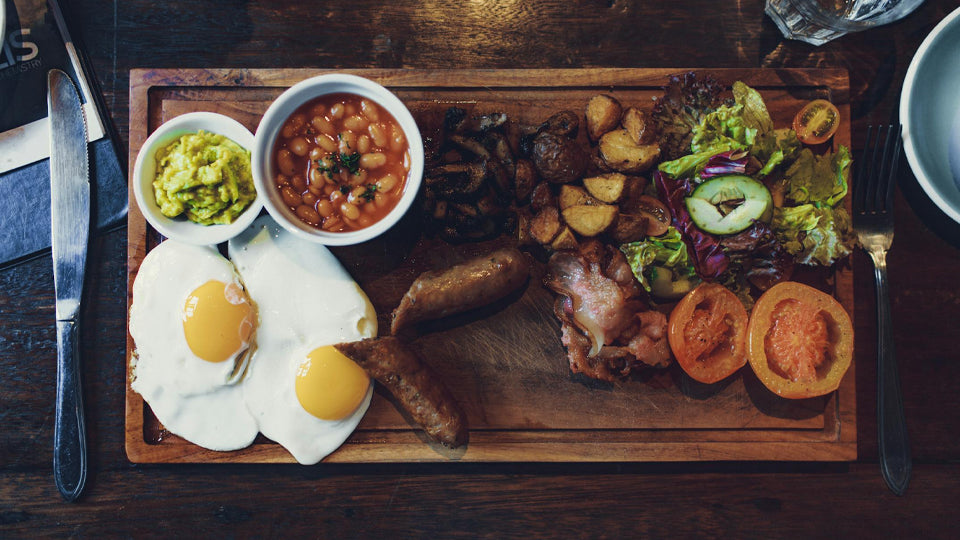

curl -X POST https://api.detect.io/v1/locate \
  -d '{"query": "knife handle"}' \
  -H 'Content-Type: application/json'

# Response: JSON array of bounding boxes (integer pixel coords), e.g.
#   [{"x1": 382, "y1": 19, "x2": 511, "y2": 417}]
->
[{"x1": 54, "y1": 319, "x2": 87, "y2": 502}]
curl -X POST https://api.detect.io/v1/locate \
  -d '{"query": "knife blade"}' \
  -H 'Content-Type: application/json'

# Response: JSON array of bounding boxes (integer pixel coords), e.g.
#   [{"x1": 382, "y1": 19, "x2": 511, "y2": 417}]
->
[{"x1": 48, "y1": 68, "x2": 89, "y2": 502}]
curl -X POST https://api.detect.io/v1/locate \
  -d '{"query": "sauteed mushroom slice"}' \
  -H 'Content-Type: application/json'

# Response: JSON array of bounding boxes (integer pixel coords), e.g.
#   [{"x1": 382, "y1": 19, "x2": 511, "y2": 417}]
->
[{"x1": 426, "y1": 163, "x2": 488, "y2": 201}]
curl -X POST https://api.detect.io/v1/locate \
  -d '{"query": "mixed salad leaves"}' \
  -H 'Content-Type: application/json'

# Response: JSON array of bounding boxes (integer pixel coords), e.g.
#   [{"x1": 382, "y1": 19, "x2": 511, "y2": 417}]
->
[{"x1": 622, "y1": 73, "x2": 855, "y2": 303}]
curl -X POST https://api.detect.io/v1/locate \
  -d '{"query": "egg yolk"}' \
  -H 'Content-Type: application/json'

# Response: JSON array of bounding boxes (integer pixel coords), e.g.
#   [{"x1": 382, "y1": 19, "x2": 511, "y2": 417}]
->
[
  {"x1": 182, "y1": 280, "x2": 256, "y2": 363},
  {"x1": 295, "y1": 345, "x2": 370, "y2": 421}
]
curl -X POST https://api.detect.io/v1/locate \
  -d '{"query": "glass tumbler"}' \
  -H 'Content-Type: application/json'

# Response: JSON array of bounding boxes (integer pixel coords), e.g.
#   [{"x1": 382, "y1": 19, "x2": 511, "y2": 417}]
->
[{"x1": 766, "y1": 0, "x2": 927, "y2": 46}]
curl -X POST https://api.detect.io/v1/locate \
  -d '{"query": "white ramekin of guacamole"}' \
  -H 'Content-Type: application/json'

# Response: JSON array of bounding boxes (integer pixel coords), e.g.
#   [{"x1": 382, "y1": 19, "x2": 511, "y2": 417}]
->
[{"x1": 133, "y1": 112, "x2": 263, "y2": 245}]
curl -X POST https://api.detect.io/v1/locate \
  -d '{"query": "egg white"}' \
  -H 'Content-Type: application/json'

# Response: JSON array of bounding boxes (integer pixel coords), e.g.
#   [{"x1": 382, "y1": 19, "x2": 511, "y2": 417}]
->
[
  {"x1": 129, "y1": 240, "x2": 258, "y2": 451},
  {"x1": 228, "y1": 216, "x2": 378, "y2": 464}
]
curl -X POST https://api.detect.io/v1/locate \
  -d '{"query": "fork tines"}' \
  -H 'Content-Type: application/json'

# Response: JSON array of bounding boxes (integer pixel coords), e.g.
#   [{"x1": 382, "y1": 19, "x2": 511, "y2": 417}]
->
[{"x1": 854, "y1": 125, "x2": 903, "y2": 215}]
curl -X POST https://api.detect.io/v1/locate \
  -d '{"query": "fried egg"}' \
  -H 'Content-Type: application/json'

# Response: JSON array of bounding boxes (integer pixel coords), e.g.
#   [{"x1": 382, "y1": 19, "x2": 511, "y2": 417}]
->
[
  {"x1": 228, "y1": 216, "x2": 377, "y2": 464},
  {"x1": 129, "y1": 240, "x2": 259, "y2": 451}
]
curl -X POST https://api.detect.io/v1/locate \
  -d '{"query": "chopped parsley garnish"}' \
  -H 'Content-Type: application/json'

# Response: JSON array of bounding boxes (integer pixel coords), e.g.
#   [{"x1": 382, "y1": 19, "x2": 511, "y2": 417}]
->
[
  {"x1": 339, "y1": 185, "x2": 351, "y2": 194},
  {"x1": 339, "y1": 152, "x2": 361, "y2": 175},
  {"x1": 361, "y1": 184, "x2": 378, "y2": 201},
  {"x1": 314, "y1": 151, "x2": 362, "y2": 179},
  {"x1": 315, "y1": 159, "x2": 339, "y2": 179}
]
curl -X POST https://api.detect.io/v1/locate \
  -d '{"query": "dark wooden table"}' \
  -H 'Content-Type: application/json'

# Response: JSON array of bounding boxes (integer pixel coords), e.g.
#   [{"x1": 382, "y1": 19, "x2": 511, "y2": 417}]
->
[{"x1": 3, "y1": 0, "x2": 960, "y2": 536}]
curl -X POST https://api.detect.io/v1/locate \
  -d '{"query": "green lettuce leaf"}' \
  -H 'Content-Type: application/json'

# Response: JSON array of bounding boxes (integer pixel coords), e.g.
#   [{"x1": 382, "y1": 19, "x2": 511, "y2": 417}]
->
[
  {"x1": 732, "y1": 81, "x2": 774, "y2": 134},
  {"x1": 660, "y1": 83, "x2": 799, "y2": 179},
  {"x1": 753, "y1": 128, "x2": 801, "y2": 177},
  {"x1": 784, "y1": 145, "x2": 852, "y2": 207},
  {"x1": 620, "y1": 227, "x2": 700, "y2": 296},
  {"x1": 657, "y1": 141, "x2": 739, "y2": 178},
  {"x1": 772, "y1": 204, "x2": 856, "y2": 265},
  {"x1": 690, "y1": 103, "x2": 756, "y2": 154},
  {"x1": 687, "y1": 80, "x2": 775, "y2": 154}
]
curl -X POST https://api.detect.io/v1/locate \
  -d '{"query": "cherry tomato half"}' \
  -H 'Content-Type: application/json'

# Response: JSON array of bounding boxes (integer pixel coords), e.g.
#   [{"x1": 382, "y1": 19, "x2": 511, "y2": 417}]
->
[
  {"x1": 747, "y1": 281, "x2": 853, "y2": 399},
  {"x1": 793, "y1": 99, "x2": 840, "y2": 145},
  {"x1": 668, "y1": 283, "x2": 749, "y2": 384}
]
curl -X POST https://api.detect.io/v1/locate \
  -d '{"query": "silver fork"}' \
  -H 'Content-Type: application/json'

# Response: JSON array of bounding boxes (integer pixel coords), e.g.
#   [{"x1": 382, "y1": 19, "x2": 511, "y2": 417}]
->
[{"x1": 853, "y1": 125, "x2": 911, "y2": 496}]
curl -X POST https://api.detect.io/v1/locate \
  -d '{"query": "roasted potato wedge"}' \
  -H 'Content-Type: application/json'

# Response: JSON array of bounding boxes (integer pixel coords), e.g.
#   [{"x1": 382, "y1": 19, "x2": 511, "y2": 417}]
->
[
  {"x1": 562, "y1": 204, "x2": 618, "y2": 237},
  {"x1": 529, "y1": 206, "x2": 562, "y2": 245},
  {"x1": 589, "y1": 152, "x2": 614, "y2": 174},
  {"x1": 586, "y1": 94, "x2": 623, "y2": 142},
  {"x1": 551, "y1": 226, "x2": 579, "y2": 251},
  {"x1": 583, "y1": 173, "x2": 628, "y2": 204},
  {"x1": 559, "y1": 185, "x2": 600, "y2": 210},
  {"x1": 541, "y1": 110, "x2": 580, "y2": 137},
  {"x1": 516, "y1": 208, "x2": 534, "y2": 245},
  {"x1": 621, "y1": 175, "x2": 649, "y2": 205},
  {"x1": 530, "y1": 182, "x2": 556, "y2": 213},
  {"x1": 514, "y1": 159, "x2": 538, "y2": 202},
  {"x1": 598, "y1": 129, "x2": 660, "y2": 174},
  {"x1": 532, "y1": 131, "x2": 588, "y2": 184},
  {"x1": 621, "y1": 107, "x2": 655, "y2": 145},
  {"x1": 609, "y1": 213, "x2": 648, "y2": 244}
]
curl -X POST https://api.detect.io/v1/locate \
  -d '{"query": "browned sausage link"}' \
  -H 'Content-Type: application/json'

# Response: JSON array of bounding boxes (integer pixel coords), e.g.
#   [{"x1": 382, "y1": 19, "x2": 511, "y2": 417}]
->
[
  {"x1": 334, "y1": 337, "x2": 468, "y2": 448},
  {"x1": 390, "y1": 247, "x2": 530, "y2": 334}
]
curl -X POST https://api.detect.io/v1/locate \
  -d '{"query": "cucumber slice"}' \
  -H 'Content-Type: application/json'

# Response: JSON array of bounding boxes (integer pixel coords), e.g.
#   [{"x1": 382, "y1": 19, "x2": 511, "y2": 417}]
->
[{"x1": 685, "y1": 175, "x2": 772, "y2": 235}]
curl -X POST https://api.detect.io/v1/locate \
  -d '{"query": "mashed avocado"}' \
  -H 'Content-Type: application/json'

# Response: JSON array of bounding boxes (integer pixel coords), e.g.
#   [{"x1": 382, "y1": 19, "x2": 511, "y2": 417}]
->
[{"x1": 153, "y1": 130, "x2": 256, "y2": 225}]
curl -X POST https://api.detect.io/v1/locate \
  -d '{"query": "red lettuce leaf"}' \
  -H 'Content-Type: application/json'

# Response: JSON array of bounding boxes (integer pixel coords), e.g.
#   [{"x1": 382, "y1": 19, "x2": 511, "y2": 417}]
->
[
  {"x1": 700, "y1": 150, "x2": 749, "y2": 179},
  {"x1": 653, "y1": 171, "x2": 729, "y2": 280},
  {"x1": 651, "y1": 72, "x2": 731, "y2": 160},
  {"x1": 719, "y1": 222, "x2": 794, "y2": 291}
]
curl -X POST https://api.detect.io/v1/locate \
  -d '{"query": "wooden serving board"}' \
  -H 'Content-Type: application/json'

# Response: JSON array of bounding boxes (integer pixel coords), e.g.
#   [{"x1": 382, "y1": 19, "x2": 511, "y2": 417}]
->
[{"x1": 126, "y1": 68, "x2": 855, "y2": 463}]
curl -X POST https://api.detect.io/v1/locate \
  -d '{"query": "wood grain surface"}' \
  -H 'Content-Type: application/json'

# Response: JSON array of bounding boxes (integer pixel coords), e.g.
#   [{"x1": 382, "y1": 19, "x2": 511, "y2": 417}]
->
[
  {"x1": 124, "y1": 68, "x2": 855, "y2": 464},
  {"x1": 4, "y1": 0, "x2": 960, "y2": 536}
]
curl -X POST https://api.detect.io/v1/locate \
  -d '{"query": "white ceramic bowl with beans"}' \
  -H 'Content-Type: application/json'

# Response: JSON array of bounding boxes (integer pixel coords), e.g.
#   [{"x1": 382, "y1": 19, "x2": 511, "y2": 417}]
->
[
  {"x1": 132, "y1": 112, "x2": 263, "y2": 245},
  {"x1": 252, "y1": 74, "x2": 424, "y2": 245}
]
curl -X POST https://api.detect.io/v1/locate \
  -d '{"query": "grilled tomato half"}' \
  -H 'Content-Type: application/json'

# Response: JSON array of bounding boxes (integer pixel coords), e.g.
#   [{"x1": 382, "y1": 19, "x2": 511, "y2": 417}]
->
[
  {"x1": 747, "y1": 281, "x2": 853, "y2": 399},
  {"x1": 668, "y1": 283, "x2": 749, "y2": 384}
]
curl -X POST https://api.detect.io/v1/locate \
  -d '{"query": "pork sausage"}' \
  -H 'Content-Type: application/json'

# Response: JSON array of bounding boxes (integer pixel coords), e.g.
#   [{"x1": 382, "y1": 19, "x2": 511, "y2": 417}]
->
[
  {"x1": 390, "y1": 247, "x2": 530, "y2": 334},
  {"x1": 334, "y1": 337, "x2": 468, "y2": 448}
]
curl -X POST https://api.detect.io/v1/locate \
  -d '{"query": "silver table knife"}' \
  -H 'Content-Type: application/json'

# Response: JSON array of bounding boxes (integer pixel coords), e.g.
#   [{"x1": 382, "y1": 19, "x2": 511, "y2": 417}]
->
[{"x1": 48, "y1": 68, "x2": 89, "y2": 502}]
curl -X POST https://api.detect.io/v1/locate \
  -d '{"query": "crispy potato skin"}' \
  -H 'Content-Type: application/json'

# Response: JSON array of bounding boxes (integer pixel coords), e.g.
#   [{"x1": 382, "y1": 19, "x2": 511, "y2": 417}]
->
[
  {"x1": 541, "y1": 110, "x2": 581, "y2": 137},
  {"x1": 598, "y1": 129, "x2": 661, "y2": 174},
  {"x1": 532, "y1": 131, "x2": 588, "y2": 184}
]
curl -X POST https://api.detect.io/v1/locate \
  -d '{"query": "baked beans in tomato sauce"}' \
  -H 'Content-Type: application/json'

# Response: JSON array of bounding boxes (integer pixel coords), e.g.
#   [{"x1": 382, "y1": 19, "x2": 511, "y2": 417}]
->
[{"x1": 272, "y1": 93, "x2": 410, "y2": 232}]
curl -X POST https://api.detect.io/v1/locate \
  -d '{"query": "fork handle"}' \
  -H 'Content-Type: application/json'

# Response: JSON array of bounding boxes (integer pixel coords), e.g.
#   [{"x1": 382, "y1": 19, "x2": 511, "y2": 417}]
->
[{"x1": 871, "y1": 251, "x2": 911, "y2": 496}]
